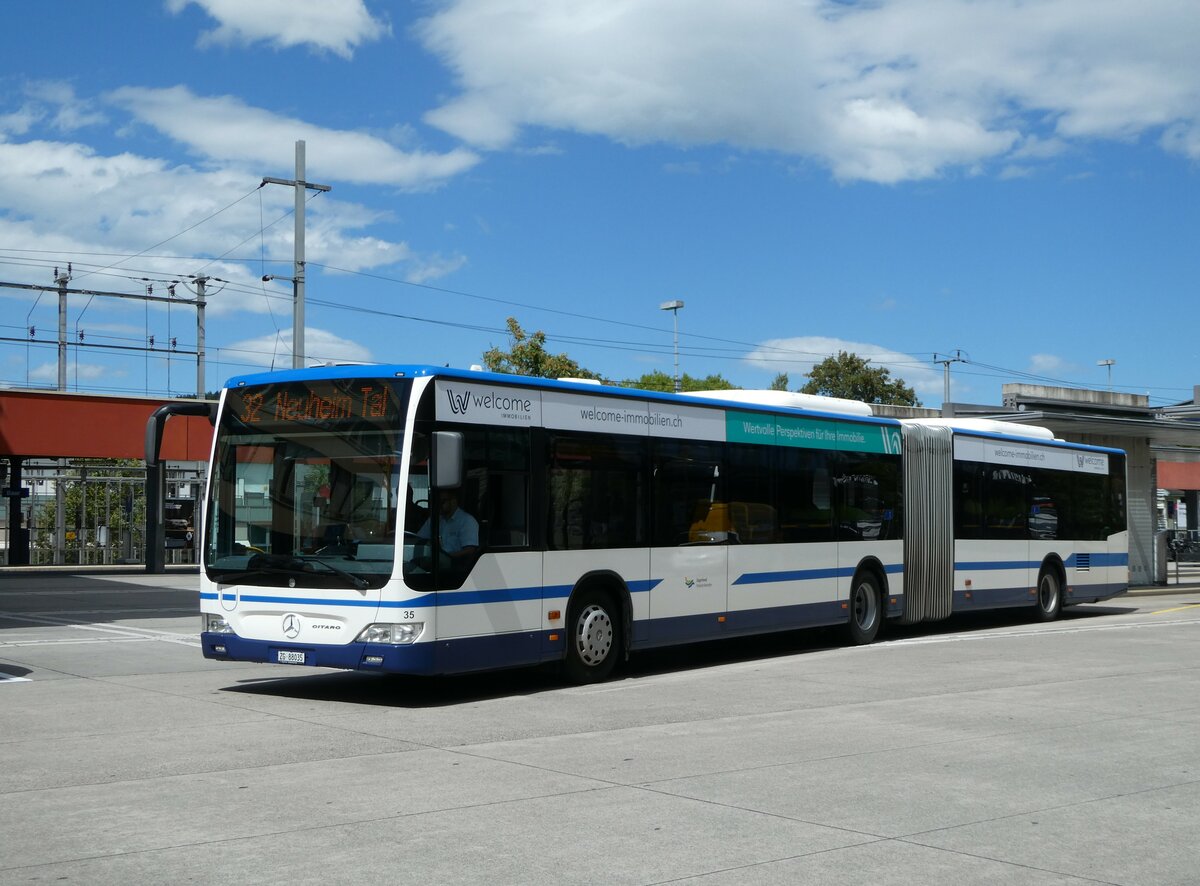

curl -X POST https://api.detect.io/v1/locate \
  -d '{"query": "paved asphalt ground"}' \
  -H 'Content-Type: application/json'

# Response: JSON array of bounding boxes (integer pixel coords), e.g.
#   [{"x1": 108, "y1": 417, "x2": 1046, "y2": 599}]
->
[{"x1": 2, "y1": 569, "x2": 1199, "y2": 885}]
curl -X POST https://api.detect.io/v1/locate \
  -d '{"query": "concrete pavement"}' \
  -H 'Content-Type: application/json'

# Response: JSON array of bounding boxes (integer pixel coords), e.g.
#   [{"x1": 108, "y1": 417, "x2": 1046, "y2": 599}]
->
[{"x1": 2, "y1": 571, "x2": 1200, "y2": 884}]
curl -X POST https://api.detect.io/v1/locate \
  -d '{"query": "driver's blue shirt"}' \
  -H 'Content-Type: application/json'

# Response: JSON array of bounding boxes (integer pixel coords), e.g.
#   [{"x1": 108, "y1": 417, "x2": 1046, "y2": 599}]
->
[{"x1": 417, "y1": 507, "x2": 479, "y2": 554}]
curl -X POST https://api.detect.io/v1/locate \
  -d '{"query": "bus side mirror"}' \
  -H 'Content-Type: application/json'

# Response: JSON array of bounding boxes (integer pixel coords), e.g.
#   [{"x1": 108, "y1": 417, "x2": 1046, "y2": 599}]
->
[{"x1": 432, "y1": 431, "x2": 464, "y2": 489}]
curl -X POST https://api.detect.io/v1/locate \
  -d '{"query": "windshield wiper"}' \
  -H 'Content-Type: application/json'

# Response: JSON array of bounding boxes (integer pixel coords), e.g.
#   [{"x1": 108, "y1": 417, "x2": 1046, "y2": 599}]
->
[
  {"x1": 296, "y1": 555, "x2": 370, "y2": 591},
  {"x1": 213, "y1": 553, "x2": 368, "y2": 591}
]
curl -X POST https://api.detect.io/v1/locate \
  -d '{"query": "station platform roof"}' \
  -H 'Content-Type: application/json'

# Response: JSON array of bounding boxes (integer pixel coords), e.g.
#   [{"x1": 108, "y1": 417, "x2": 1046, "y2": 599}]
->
[{"x1": 0, "y1": 388, "x2": 213, "y2": 462}]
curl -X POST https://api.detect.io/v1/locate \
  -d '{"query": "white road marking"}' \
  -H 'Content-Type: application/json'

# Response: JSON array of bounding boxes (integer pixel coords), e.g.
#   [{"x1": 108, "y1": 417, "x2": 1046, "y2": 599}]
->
[{"x1": 0, "y1": 610, "x2": 200, "y2": 647}]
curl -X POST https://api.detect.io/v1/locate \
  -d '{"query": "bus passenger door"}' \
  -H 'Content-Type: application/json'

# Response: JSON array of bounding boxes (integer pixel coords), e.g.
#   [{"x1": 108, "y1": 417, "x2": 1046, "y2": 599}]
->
[{"x1": 649, "y1": 446, "x2": 728, "y2": 643}]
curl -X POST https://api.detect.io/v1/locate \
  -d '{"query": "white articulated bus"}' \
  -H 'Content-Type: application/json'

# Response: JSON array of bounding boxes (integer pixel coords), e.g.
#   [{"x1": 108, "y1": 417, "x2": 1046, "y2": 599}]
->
[{"x1": 199, "y1": 365, "x2": 1128, "y2": 682}]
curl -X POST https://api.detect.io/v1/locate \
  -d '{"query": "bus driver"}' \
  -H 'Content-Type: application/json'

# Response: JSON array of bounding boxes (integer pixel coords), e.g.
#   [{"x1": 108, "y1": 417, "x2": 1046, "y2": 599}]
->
[{"x1": 417, "y1": 490, "x2": 479, "y2": 564}]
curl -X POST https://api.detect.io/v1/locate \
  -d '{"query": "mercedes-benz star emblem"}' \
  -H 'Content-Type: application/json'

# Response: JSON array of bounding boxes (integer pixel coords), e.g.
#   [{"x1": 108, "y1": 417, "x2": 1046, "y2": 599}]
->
[{"x1": 282, "y1": 614, "x2": 301, "y2": 639}]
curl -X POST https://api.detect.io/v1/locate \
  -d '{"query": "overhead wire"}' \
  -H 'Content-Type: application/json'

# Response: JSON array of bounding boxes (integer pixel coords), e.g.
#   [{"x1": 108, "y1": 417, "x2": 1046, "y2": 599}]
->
[
  {"x1": 67, "y1": 184, "x2": 265, "y2": 284},
  {"x1": 1, "y1": 246, "x2": 1162, "y2": 386},
  {"x1": 0, "y1": 202, "x2": 1188, "y2": 401}
]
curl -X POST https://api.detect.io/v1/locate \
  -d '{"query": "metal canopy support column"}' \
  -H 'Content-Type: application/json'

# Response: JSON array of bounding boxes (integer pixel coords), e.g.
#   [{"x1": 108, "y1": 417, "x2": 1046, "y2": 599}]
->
[
  {"x1": 3, "y1": 457, "x2": 30, "y2": 566},
  {"x1": 145, "y1": 402, "x2": 216, "y2": 574}
]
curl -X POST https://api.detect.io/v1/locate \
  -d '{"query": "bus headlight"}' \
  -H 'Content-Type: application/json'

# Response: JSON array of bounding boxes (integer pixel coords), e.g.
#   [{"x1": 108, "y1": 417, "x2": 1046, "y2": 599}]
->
[
  {"x1": 356, "y1": 623, "x2": 424, "y2": 645},
  {"x1": 205, "y1": 614, "x2": 234, "y2": 634}
]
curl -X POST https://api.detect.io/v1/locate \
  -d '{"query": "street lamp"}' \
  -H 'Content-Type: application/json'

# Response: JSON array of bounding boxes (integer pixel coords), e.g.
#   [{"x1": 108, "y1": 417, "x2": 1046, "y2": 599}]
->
[
  {"x1": 1097, "y1": 358, "x2": 1115, "y2": 392},
  {"x1": 660, "y1": 299, "x2": 684, "y2": 393}
]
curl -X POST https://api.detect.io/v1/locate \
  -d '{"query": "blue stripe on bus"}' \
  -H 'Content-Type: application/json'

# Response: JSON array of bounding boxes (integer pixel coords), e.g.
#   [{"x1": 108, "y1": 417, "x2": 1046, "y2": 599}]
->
[
  {"x1": 629, "y1": 579, "x2": 663, "y2": 594},
  {"x1": 1066, "y1": 552, "x2": 1129, "y2": 567},
  {"x1": 956, "y1": 560, "x2": 1036, "y2": 571},
  {"x1": 958, "y1": 553, "x2": 1129, "y2": 572},
  {"x1": 201, "y1": 591, "x2": 439, "y2": 608},
  {"x1": 200, "y1": 592, "x2": 384, "y2": 608},
  {"x1": 732, "y1": 563, "x2": 902, "y2": 586},
  {"x1": 201, "y1": 579, "x2": 665, "y2": 610},
  {"x1": 436, "y1": 585, "x2": 553, "y2": 606}
]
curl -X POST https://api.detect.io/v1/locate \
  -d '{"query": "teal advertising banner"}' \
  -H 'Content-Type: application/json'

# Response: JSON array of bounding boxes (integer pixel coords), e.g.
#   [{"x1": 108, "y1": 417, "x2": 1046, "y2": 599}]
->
[{"x1": 726, "y1": 411, "x2": 901, "y2": 455}]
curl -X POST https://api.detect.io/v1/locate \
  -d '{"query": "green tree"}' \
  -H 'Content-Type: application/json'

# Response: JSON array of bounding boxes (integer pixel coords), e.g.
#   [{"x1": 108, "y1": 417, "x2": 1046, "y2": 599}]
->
[
  {"x1": 34, "y1": 460, "x2": 147, "y2": 560},
  {"x1": 627, "y1": 370, "x2": 739, "y2": 393},
  {"x1": 801, "y1": 351, "x2": 921, "y2": 406},
  {"x1": 482, "y1": 317, "x2": 601, "y2": 379},
  {"x1": 770, "y1": 372, "x2": 790, "y2": 391}
]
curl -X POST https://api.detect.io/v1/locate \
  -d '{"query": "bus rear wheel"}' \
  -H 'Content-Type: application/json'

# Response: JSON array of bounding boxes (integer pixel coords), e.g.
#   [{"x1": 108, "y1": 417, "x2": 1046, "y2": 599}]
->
[
  {"x1": 846, "y1": 572, "x2": 882, "y2": 645},
  {"x1": 564, "y1": 588, "x2": 621, "y2": 684},
  {"x1": 1035, "y1": 568, "x2": 1062, "y2": 621}
]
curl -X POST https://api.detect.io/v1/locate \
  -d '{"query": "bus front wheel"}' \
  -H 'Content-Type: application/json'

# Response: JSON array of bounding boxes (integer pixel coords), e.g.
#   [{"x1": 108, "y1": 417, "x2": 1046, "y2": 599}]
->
[
  {"x1": 846, "y1": 572, "x2": 882, "y2": 645},
  {"x1": 564, "y1": 588, "x2": 621, "y2": 684}
]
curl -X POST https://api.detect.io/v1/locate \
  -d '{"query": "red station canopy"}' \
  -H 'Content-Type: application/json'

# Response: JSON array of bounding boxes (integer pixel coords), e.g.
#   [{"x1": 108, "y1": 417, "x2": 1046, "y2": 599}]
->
[{"x1": 0, "y1": 389, "x2": 213, "y2": 461}]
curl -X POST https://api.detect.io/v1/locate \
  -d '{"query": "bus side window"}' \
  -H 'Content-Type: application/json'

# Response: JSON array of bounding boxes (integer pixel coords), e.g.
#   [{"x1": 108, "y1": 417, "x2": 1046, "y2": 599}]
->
[
  {"x1": 834, "y1": 452, "x2": 896, "y2": 543},
  {"x1": 725, "y1": 444, "x2": 777, "y2": 544},
  {"x1": 954, "y1": 461, "x2": 985, "y2": 539},
  {"x1": 777, "y1": 449, "x2": 833, "y2": 543},
  {"x1": 459, "y1": 426, "x2": 531, "y2": 551},
  {"x1": 985, "y1": 468, "x2": 1030, "y2": 540},
  {"x1": 547, "y1": 433, "x2": 646, "y2": 551},
  {"x1": 653, "y1": 440, "x2": 723, "y2": 545}
]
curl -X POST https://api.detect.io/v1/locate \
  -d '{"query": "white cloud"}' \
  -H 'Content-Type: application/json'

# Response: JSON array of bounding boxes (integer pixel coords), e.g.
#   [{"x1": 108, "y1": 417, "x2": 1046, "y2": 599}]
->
[
  {"x1": 1029, "y1": 353, "x2": 1070, "y2": 375},
  {"x1": 24, "y1": 81, "x2": 107, "y2": 132},
  {"x1": 417, "y1": 0, "x2": 1200, "y2": 181},
  {"x1": 0, "y1": 79, "x2": 478, "y2": 287},
  {"x1": 0, "y1": 82, "x2": 107, "y2": 139},
  {"x1": 108, "y1": 85, "x2": 479, "y2": 189},
  {"x1": 744, "y1": 335, "x2": 945, "y2": 402},
  {"x1": 167, "y1": 0, "x2": 390, "y2": 58},
  {"x1": 223, "y1": 326, "x2": 373, "y2": 368},
  {"x1": 28, "y1": 361, "x2": 116, "y2": 383},
  {"x1": 0, "y1": 128, "x2": 466, "y2": 337},
  {"x1": 0, "y1": 141, "x2": 368, "y2": 277}
]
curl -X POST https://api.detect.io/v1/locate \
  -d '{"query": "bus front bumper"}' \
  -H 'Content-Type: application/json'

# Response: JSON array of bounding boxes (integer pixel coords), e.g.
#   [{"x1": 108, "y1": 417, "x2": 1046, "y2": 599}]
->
[
  {"x1": 201, "y1": 631, "x2": 438, "y2": 674},
  {"x1": 201, "y1": 629, "x2": 556, "y2": 676}
]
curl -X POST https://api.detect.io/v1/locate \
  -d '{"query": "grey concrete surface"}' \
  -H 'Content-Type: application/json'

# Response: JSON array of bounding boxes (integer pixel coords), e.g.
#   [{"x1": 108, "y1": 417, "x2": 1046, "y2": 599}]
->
[{"x1": 2, "y1": 570, "x2": 1199, "y2": 884}]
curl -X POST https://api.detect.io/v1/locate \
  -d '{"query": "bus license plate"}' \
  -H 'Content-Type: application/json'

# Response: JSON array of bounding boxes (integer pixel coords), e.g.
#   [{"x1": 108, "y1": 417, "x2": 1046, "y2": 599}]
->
[{"x1": 276, "y1": 649, "x2": 306, "y2": 665}]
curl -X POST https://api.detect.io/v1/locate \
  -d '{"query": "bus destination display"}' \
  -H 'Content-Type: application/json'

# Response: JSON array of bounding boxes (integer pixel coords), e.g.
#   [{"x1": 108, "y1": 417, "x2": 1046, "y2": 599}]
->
[{"x1": 235, "y1": 380, "x2": 400, "y2": 429}]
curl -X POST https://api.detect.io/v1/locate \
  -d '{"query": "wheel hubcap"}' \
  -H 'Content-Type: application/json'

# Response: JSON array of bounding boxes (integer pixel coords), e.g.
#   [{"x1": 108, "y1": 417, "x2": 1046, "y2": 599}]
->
[
  {"x1": 1040, "y1": 576, "x2": 1058, "y2": 611},
  {"x1": 575, "y1": 604, "x2": 613, "y2": 666}
]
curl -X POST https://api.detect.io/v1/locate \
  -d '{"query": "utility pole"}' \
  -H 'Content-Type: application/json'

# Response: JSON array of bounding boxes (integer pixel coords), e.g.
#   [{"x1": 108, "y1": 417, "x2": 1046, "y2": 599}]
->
[
  {"x1": 54, "y1": 264, "x2": 71, "y2": 565},
  {"x1": 933, "y1": 350, "x2": 965, "y2": 408},
  {"x1": 262, "y1": 141, "x2": 331, "y2": 369},
  {"x1": 55, "y1": 263, "x2": 71, "y2": 391},
  {"x1": 194, "y1": 276, "x2": 207, "y2": 397}
]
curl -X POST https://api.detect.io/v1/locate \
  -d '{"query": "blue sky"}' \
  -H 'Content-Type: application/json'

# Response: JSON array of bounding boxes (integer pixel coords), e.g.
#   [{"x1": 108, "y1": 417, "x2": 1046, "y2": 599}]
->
[{"x1": 0, "y1": 0, "x2": 1197, "y2": 407}]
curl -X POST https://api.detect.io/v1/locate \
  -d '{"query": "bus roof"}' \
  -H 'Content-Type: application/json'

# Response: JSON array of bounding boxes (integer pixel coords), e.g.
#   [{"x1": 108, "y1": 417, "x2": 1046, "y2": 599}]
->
[
  {"x1": 903, "y1": 416, "x2": 1125, "y2": 455},
  {"x1": 903, "y1": 417, "x2": 1058, "y2": 441},
  {"x1": 222, "y1": 363, "x2": 898, "y2": 425}
]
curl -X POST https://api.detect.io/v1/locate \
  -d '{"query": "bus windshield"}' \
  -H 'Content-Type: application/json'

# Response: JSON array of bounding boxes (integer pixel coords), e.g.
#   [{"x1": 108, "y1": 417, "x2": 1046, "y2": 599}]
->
[{"x1": 204, "y1": 377, "x2": 410, "y2": 590}]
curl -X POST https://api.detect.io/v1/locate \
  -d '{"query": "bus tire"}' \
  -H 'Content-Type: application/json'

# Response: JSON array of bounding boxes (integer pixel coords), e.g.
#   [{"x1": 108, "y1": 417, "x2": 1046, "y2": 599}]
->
[
  {"x1": 1035, "y1": 567, "x2": 1063, "y2": 621},
  {"x1": 564, "y1": 588, "x2": 621, "y2": 684},
  {"x1": 846, "y1": 571, "x2": 882, "y2": 645}
]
